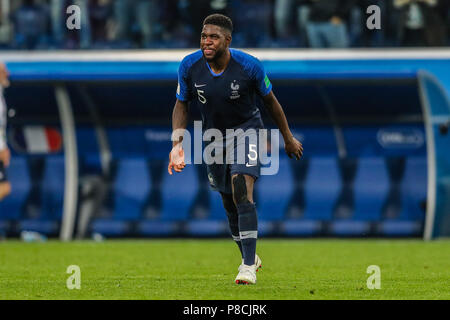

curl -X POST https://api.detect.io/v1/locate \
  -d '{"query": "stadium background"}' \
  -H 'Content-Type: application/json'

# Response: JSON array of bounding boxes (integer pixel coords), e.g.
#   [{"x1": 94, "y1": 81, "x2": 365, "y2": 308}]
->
[{"x1": 0, "y1": 0, "x2": 449, "y2": 242}]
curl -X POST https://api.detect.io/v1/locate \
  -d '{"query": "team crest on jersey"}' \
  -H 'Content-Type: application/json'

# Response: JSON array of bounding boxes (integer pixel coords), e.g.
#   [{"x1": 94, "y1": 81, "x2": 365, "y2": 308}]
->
[{"x1": 230, "y1": 80, "x2": 240, "y2": 99}]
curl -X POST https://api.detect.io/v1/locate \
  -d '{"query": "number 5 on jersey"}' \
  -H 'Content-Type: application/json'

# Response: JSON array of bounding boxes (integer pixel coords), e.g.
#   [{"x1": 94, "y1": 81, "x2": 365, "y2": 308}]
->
[{"x1": 197, "y1": 89, "x2": 207, "y2": 104}]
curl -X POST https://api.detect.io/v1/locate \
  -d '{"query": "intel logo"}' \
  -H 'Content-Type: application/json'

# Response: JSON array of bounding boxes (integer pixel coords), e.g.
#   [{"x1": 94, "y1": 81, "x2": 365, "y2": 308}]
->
[
  {"x1": 377, "y1": 129, "x2": 424, "y2": 149},
  {"x1": 145, "y1": 130, "x2": 171, "y2": 142}
]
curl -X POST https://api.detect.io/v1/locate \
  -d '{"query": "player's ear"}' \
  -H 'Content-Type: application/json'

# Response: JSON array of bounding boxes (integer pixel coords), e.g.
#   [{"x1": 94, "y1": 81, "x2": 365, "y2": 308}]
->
[{"x1": 226, "y1": 34, "x2": 232, "y2": 46}]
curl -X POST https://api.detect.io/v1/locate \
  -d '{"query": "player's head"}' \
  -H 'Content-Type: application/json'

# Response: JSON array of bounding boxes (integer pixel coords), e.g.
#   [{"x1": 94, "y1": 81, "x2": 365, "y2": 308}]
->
[
  {"x1": 201, "y1": 14, "x2": 233, "y2": 62},
  {"x1": 0, "y1": 63, "x2": 10, "y2": 88}
]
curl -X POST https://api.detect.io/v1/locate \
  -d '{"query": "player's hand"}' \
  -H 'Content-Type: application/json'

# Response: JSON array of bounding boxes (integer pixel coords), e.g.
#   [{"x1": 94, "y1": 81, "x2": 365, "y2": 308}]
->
[
  {"x1": 168, "y1": 143, "x2": 185, "y2": 175},
  {"x1": 0, "y1": 148, "x2": 10, "y2": 167},
  {"x1": 284, "y1": 136, "x2": 303, "y2": 160}
]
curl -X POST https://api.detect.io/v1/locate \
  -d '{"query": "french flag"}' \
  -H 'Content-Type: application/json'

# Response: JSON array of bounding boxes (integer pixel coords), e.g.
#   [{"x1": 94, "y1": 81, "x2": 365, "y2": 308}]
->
[{"x1": 11, "y1": 126, "x2": 63, "y2": 154}]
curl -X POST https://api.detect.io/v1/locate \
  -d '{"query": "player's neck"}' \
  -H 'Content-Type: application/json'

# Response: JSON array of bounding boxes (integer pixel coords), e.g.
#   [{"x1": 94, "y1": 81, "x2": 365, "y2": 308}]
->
[{"x1": 207, "y1": 49, "x2": 231, "y2": 74}]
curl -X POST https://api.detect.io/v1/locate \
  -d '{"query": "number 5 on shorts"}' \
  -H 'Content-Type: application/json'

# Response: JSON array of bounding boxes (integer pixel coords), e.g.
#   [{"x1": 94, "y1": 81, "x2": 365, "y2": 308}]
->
[{"x1": 248, "y1": 144, "x2": 257, "y2": 162}]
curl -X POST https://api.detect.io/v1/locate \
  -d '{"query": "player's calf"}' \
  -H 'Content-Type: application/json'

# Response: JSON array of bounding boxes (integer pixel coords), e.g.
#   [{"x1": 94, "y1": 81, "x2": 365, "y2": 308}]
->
[
  {"x1": 232, "y1": 174, "x2": 258, "y2": 267},
  {"x1": 221, "y1": 192, "x2": 244, "y2": 258}
]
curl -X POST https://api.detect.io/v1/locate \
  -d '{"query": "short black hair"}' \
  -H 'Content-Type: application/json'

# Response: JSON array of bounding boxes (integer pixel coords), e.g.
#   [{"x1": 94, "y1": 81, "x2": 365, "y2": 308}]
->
[{"x1": 203, "y1": 14, "x2": 233, "y2": 34}]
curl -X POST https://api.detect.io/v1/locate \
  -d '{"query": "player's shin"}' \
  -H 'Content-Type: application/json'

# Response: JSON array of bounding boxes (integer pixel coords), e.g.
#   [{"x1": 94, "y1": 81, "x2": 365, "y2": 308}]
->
[
  {"x1": 226, "y1": 209, "x2": 243, "y2": 257},
  {"x1": 237, "y1": 203, "x2": 258, "y2": 267},
  {"x1": 232, "y1": 234, "x2": 243, "y2": 258}
]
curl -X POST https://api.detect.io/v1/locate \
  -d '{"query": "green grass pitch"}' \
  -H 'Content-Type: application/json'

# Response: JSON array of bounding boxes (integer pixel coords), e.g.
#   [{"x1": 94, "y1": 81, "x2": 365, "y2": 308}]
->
[{"x1": 0, "y1": 239, "x2": 449, "y2": 300}]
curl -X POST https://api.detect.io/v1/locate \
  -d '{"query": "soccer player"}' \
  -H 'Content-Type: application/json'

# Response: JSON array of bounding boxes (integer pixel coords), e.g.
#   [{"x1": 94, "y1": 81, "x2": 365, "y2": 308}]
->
[
  {"x1": 168, "y1": 14, "x2": 303, "y2": 284},
  {"x1": 0, "y1": 63, "x2": 11, "y2": 201}
]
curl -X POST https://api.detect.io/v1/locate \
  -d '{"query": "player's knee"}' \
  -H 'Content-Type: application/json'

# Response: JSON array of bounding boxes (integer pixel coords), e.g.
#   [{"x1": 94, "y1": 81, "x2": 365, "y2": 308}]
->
[
  {"x1": 232, "y1": 174, "x2": 251, "y2": 205},
  {"x1": 0, "y1": 182, "x2": 11, "y2": 200}
]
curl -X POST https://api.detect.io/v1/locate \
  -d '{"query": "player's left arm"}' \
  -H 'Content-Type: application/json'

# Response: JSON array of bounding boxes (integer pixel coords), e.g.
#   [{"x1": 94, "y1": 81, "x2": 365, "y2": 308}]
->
[
  {"x1": 251, "y1": 57, "x2": 303, "y2": 159},
  {"x1": 262, "y1": 91, "x2": 303, "y2": 160}
]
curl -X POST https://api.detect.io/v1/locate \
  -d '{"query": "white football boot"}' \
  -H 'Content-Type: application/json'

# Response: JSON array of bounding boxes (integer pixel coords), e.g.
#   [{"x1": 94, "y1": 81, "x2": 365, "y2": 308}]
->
[
  {"x1": 238, "y1": 254, "x2": 262, "y2": 272},
  {"x1": 235, "y1": 264, "x2": 257, "y2": 285}
]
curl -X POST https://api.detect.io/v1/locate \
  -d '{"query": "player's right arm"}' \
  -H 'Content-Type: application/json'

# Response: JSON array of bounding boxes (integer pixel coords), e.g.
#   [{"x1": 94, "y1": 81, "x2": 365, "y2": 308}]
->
[
  {"x1": 168, "y1": 99, "x2": 188, "y2": 175},
  {"x1": 0, "y1": 62, "x2": 10, "y2": 168},
  {"x1": 0, "y1": 91, "x2": 8, "y2": 167},
  {"x1": 169, "y1": 54, "x2": 196, "y2": 175},
  {"x1": 0, "y1": 106, "x2": 8, "y2": 167}
]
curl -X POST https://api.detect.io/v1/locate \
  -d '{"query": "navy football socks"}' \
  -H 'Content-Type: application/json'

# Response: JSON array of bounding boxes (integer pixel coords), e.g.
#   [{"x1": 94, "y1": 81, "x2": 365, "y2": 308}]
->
[
  {"x1": 226, "y1": 209, "x2": 244, "y2": 258},
  {"x1": 237, "y1": 202, "x2": 258, "y2": 266},
  {"x1": 232, "y1": 235, "x2": 244, "y2": 258}
]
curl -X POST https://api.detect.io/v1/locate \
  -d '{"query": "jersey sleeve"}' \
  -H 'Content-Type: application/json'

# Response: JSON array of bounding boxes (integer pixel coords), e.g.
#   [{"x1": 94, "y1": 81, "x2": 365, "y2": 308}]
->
[
  {"x1": 176, "y1": 57, "x2": 192, "y2": 102},
  {"x1": 252, "y1": 59, "x2": 272, "y2": 97}
]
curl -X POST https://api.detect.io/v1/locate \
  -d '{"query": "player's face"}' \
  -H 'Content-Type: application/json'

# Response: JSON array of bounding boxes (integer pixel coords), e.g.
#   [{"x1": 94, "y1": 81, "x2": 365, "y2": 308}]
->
[
  {"x1": 200, "y1": 24, "x2": 231, "y2": 62},
  {"x1": 0, "y1": 63, "x2": 10, "y2": 88}
]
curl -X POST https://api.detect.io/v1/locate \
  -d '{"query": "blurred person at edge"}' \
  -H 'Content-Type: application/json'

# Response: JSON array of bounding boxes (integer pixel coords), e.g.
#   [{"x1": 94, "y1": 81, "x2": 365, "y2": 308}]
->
[
  {"x1": 89, "y1": 0, "x2": 113, "y2": 46},
  {"x1": 180, "y1": 0, "x2": 230, "y2": 44},
  {"x1": 274, "y1": 0, "x2": 308, "y2": 44},
  {"x1": 112, "y1": 0, "x2": 161, "y2": 48},
  {"x1": 304, "y1": 0, "x2": 356, "y2": 48},
  {"x1": 12, "y1": 0, "x2": 50, "y2": 49},
  {"x1": 393, "y1": 0, "x2": 448, "y2": 47},
  {"x1": 0, "y1": 63, "x2": 11, "y2": 201}
]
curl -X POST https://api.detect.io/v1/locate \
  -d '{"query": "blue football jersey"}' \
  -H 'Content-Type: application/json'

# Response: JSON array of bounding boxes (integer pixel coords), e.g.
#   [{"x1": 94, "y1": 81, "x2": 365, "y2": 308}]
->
[{"x1": 176, "y1": 48, "x2": 272, "y2": 133}]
